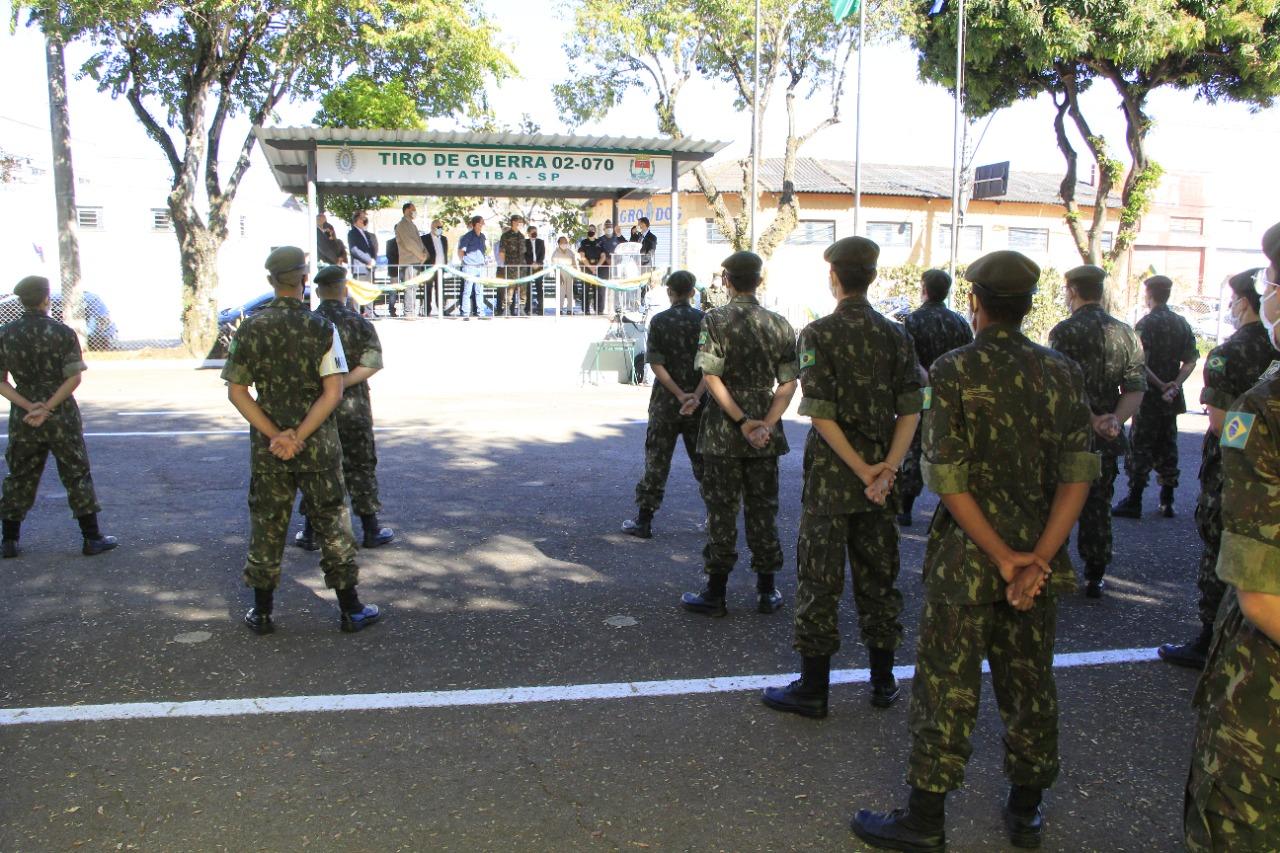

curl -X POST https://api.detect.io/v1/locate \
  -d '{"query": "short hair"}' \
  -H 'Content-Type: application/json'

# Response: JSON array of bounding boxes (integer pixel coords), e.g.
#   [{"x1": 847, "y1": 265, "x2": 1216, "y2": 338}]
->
[
  {"x1": 1144, "y1": 279, "x2": 1173, "y2": 304},
  {"x1": 1229, "y1": 268, "x2": 1262, "y2": 314},
  {"x1": 1067, "y1": 276, "x2": 1104, "y2": 303},
  {"x1": 272, "y1": 269, "x2": 307, "y2": 289},
  {"x1": 510, "y1": 214, "x2": 524, "y2": 224},
  {"x1": 724, "y1": 270, "x2": 761, "y2": 292},
  {"x1": 638, "y1": 217, "x2": 650, "y2": 227},
  {"x1": 974, "y1": 287, "x2": 1033, "y2": 325},
  {"x1": 922, "y1": 269, "x2": 952, "y2": 302},
  {"x1": 470, "y1": 215, "x2": 484, "y2": 226},
  {"x1": 315, "y1": 280, "x2": 346, "y2": 298},
  {"x1": 833, "y1": 265, "x2": 877, "y2": 293},
  {"x1": 665, "y1": 270, "x2": 696, "y2": 296},
  {"x1": 402, "y1": 202, "x2": 414, "y2": 213}
]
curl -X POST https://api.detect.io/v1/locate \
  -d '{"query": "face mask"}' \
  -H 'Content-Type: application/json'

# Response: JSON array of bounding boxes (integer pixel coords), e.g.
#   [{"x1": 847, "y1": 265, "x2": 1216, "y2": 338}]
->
[
  {"x1": 432, "y1": 227, "x2": 441, "y2": 236},
  {"x1": 604, "y1": 228, "x2": 613, "y2": 235},
  {"x1": 588, "y1": 232, "x2": 596, "y2": 238},
  {"x1": 1257, "y1": 269, "x2": 1280, "y2": 347}
]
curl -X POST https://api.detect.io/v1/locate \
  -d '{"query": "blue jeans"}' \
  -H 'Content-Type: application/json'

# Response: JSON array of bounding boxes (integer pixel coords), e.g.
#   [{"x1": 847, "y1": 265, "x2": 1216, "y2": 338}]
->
[{"x1": 460, "y1": 265, "x2": 484, "y2": 315}]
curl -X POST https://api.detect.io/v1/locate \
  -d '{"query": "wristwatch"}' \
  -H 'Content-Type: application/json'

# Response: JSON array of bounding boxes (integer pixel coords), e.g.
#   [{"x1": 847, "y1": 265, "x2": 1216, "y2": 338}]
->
[{"x1": 733, "y1": 414, "x2": 749, "y2": 429}]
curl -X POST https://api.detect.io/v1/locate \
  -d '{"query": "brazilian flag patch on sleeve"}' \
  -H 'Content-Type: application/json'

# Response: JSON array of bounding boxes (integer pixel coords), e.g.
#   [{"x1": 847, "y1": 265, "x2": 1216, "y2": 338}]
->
[
  {"x1": 1221, "y1": 411, "x2": 1255, "y2": 449},
  {"x1": 922, "y1": 386, "x2": 933, "y2": 410},
  {"x1": 698, "y1": 331, "x2": 708, "y2": 346},
  {"x1": 1207, "y1": 354, "x2": 1227, "y2": 373},
  {"x1": 799, "y1": 349, "x2": 816, "y2": 369}
]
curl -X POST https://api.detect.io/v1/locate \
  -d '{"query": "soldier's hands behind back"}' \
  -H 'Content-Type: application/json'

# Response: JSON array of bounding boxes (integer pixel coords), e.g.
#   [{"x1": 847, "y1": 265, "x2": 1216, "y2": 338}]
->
[
  {"x1": 864, "y1": 469, "x2": 895, "y2": 506},
  {"x1": 742, "y1": 420, "x2": 771, "y2": 449},
  {"x1": 1091, "y1": 413, "x2": 1121, "y2": 440},
  {"x1": 1006, "y1": 564, "x2": 1050, "y2": 611},
  {"x1": 270, "y1": 429, "x2": 303, "y2": 461},
  {"x1": 22, "y1": 408, "x2": 49, "y2": 428},
  {"x1": 679, "y1": 394, "x2": 700, "y2": 416}
]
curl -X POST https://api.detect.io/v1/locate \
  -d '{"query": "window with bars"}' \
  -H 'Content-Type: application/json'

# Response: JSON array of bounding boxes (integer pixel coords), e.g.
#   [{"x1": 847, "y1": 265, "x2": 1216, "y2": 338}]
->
[
  {"x1": 785, "y1": 220, "x2": 837, "y2": 245},
  {"x1": 151, "y1": 209, "x2": 173, "y2": 232},
  {"x1": 705, "y1": 220, "x2": 731, "y2": 244},
  {"x1": 1101, "y1": 231, "x2": 1114, "y2": 253},
  {"x1": 1007, "y1": 227, "x2": 1049, "y2": 252},
  {"x1": 935, "y1": 224, "x2": 983, "y2": 251},
  {"x1": 75, "y1": 207, "x2": 103, "y2": 230},
  {"x1": 866, "y1": 221, "x2": 913, "y2": 247}
]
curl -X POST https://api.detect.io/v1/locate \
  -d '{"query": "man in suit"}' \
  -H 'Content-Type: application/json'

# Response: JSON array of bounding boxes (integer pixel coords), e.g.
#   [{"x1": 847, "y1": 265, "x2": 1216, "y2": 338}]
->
[
  {"x1": 347, "y1": 210, "x2": 378, "y2": 283},
  {"x1": 316, "y1": 213, "x2": 340, "y2": 265},
  {"x1": 636, "y1": 216, "x2": 658, "y2": 269},
  {"x1": 423, "y1": 218, "x2": 448, "y2": 316},
  {"x1": 527, "y1": 225, "x2": 546, "y2": 317}
]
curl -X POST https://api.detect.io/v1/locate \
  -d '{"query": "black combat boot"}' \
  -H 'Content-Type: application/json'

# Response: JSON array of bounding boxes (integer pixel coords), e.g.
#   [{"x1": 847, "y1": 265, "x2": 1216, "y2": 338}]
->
[
  {"x1": 336, "y1": 587, "x2": 381, "y2": 633},
  {"x1": 869, "y1": 647, "x2": 901, "y2": 708},
  {"x1": 1159, "y1": 484, "x2": 1176, "y2": 518},
  {"x1": 293, "y1": 518, "x2": 318, "y2": 551},
  {"x1": 680, "y1": 573, "x2": 727, "y2": 616},
  {"x1": 897, "y1": 495, "x2": 915, "y2": 527},
  {"x1": 621, "y1": 507, "x2": 654, "y2": 539},
  {"x1": 1084, "y1": 564, "x2": 1106, "y2": 599},
  {"x1": 78, "y1": 513, "x2": 118, "y2": 556},
  {"x1": 851, "y1": 788, "x2": 946, "y2": 853},
  {"x1": 1111, "y1": 486, "x2": 1143, "y2": 519},
  {"x1": 756, "y1": 572, "x2": 783, "y2": 613},
  {"x1": 761, "y1": 655, "x2": 830, "y2": 718},
  {"x1": 2, "y1": 519, "x2": 19, "y2": 559},
  {"x1": 244, "y1": 588, "x2": 275, "y2": 635},
  {"x1": 360, "y1": 514, "x2": 394, "y2": 548},
  {"x1": 1003, "y1": 785, "x2": 1045, "y2": 848},
  {"x1": 1158, "y1": 624, "x2": 1212, "y2": 669}
]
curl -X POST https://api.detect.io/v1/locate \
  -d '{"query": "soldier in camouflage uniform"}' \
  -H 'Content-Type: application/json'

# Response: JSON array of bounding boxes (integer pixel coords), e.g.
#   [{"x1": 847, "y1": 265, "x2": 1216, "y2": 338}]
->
[
  {"x1": 1048, "y1": 265, "x2": 1147, "y2": 598},
  {"x1": 0, "y1": 276, "x2": 117, "y2": 558},
  {"x1": 223, "y1": 247, "x2": 380, "y2": 635},
  {"x1": 1160, "y1": 267, "x2": 1279, "y2": 668},
  {"x1": 496, "y1": 215, "x2": 529, "y2": 317},
  {"x1": 294, "y1": 265, "x2": 394, "y2": 552},
  {"x1": 899, "y1": 269, "x2": 973, "y2": 527},
  {"x1": 1113, "y1": 275, "x2": 1198, "y2": 519},
  {"x1": 621, "y1": 271, "x2": 705, "y2": 539},
  {"x1": 852, "y1": 251, "x2": 1097, "y2": 853},
  {"x1": 761, "y1": 237, "x2": 922, "y2": 719},
  {"x1": 680, "y1": 251, "x2": 799, "y2": 617},
  {"x1": 1184, "y1": 224, "x2": 1280, "y2": 851}
]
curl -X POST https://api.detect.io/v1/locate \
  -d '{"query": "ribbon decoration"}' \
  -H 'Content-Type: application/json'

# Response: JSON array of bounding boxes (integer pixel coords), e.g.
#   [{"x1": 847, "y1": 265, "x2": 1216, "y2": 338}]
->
[{"x1": 353, "y1": 264, "x2": 664, "y2": 296}]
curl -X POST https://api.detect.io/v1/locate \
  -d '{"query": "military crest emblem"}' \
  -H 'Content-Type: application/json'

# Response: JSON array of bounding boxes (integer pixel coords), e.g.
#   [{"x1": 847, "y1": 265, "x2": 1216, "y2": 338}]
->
[
  {"x1": 334, "y1": 146, "x2": 357, "y2": 175},
  {"x1": 629, "y1": 158, "x2": 656, "y2": 184}
]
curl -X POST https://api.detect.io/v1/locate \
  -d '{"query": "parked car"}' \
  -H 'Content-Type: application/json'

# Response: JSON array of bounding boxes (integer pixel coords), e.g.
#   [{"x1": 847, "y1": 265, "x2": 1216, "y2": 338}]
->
[
  {"x1": 1172, "y1": 298, "x2": 1225, "y2": 340},
  {"x1": 0, "y1": 290, "x2": 119, "y2": 350},
  {"x1": 213, "y1": 288, "x2": 310, "y2": 358}
]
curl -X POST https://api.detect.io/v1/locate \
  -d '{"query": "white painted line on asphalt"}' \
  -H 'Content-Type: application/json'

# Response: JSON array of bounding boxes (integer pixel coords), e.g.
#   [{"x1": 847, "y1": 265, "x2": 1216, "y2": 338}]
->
[
  {"x1": 0, "y1": 646, "x2": 1162, "y2": 727},
  {"x1": 0, "y1": 426, "x2": 440, "y2": 440},
  {"x1": 115, "y1": 410, "x2": 225, "y2": 417}
]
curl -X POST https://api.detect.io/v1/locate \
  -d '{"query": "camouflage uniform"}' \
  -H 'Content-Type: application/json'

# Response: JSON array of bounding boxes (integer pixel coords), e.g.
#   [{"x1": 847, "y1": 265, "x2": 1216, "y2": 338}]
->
[
  {"x1": 308, "y1": 298, "x2": 385, "y2": 517},
  {"x1": 1193, "y1": 322, "x2": 1279, "y2": 629},
  {"x1": 1125, "y1": 304, "x2": 1197, "y2": 489},
  {"x1": 221, "y1": 297, "x2": 358, "y2": 591},
  {"x1": 497, "y1": 227, "x2": 529, "y2": 315},
  {"x1": 900, "y1": 300, "x2": 973, "y2": 509},
  {"x1": 0, "y1": 309, "x2": 100, "y2": 521},
  {"x1": 1185, "y1": 368, "x2": 1280, "y2": 851},
  {"x1": 909, "y1": 324, "x2": 1098, "y2": 793},
  {"x1": 792, "y1": 295, "x2": 923, "y2": 657},
  {"x1": 695, "y1": 294, "x2": 799, "y2": 576},
  {"x1": 634, "y1": 301, "x2": 705, "y2": 512},
  {"x1": 1048, "y1": 304, "x2": 1147, "y2": 580}
]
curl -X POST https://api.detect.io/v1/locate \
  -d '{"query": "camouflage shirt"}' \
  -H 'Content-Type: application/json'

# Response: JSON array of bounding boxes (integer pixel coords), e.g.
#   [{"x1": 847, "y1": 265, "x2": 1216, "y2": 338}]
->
[
  {"x1": 645, "y1": 301, "x2": 705, "y2": 420},
  {"x1": 0, "y1": 309, "x2": 88, "y2": 430},
  {"x1": 904, "y1": 300, "x2": 974, "y2": 371},
  {"x1": 221, "y1": 297, "x2": 347, "y2": 474},
  {"x1": 798, "y1": 295, "x2": 925, "y2": 515},
  {"x1": 694, "y1": 294, "x2": 800, "y2": 458},
  {"x1": 315, "y1": 299, "x2": 384, "y2": 426},
  {"x1": 1193, "y1": 368, "x2": 1280, "y2": 786},
  {"x1": 1134, "y1": 304, "x2": 1198, "y2": 414},
  {"x1": 1048, "y1": 303, "x2": 1148, "y2": 416},
  {"x1": 922, "y1": 324, "x2": 1100, "y2": 605},
  {"x1": 1198, "y1": 322, "x2": 1279, "y2": 496},
  {"x1": 498, "y1": 229, "x2": 529, "y2": 277}
]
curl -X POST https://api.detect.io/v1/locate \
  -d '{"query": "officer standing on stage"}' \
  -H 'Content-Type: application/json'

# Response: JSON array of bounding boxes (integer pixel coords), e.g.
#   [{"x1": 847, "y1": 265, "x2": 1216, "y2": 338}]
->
[
  {"x1": 761, "y1": 237, "x2": 922, "y2": 718},
  {"x1": 1184, "y1": 224, "x2": 1280, "y2": 851},
  {"x1": 294, "y1": 265, "x2": 394, "y2": 552},
  {"x1": 1048, "y1": 265, "x2": 1146, "y2": 598},
  {"x1": 223, "y1": 247, "x2": 380, "y2": 635},
  {"x1": 0, "y1": 275, "x2": 117, "y2": 558},
  {"x1": 1159, "y1": 267, "x2": 1278, "y2": 668},
  {"x1": 680, "y1": 251, "x2": 799, "y2": 616},
  {"x1": 622, "y1": 271, "x2": 706, "y2": 539},
  {"x1": 852, "y1": 250, "x2": 1096, "y2": 853},
  {"x1": 898, "y1": 269, "x2": 973, "y2": 527},
  {"x1": 1112, "y1": 274, "x2": 1198, "y2": 519}
]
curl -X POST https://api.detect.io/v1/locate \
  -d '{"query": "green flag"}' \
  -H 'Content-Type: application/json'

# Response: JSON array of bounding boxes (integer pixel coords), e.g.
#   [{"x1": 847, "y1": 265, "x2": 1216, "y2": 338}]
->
[{"x1": 831, "y1": 0, "x2": 860, "y2": 20}]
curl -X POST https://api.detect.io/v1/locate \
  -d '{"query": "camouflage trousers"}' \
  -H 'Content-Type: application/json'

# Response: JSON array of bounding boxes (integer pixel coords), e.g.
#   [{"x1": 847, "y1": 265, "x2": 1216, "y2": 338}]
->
[
  {"x1": 908, "y1": 597, "x2": 1060, "y2": 793},
  {"x1": 794, "y1": 507, "x2": 904, "y2": 656},
  {"x1": 0, "y1": 413, "x2": 100, "y2": 521},
  {"x1": 1125, "y1": 409, "x2": 1181, "y2": 490},
  {"x1": 1194, "y1": 492, "x2": 1226, "y2": 630},
  {"x1": 701, "y1": 455, "x2": 782, "y2": 576},
  {"x1": 300, "y1": 416, "x2": 381, "y2": 518},
  {"x1": 1185, "y1": 744, "x2": 1280, "y2": 851},
  {"x1": 897, "y1": 427, "x2": 925, "y2": 507},
  {"x1": 1076, "y1": 452, "x2": 1118, "y2": 577},
  {"x1": 634, "y1": 412, "x2": 703, "y2": 512},
  {"x1": 245, "y1": 470, "x2": 358, "y2": 591}
]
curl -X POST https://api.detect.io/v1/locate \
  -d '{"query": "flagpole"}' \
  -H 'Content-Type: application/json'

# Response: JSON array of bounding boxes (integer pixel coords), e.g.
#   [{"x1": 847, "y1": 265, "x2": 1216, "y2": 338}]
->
[
  {"x1": 853, "y1": 0, "x2": 864, "y2": 235},
  {"x1": 948, "y1": 0, "x2": 965, "y2": 280},
  {"x1": 750, "y1": 0, "x2": 761, "y2": 252}
]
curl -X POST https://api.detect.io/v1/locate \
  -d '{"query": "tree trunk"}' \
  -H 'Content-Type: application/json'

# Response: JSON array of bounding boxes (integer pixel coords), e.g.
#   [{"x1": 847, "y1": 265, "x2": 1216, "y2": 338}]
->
[
  {"x1": 44, "y1": 30, "x2": 85, "y2": 345},
  {"x1": 172, "y1": 213, "x2": 222, "y2": 358}
]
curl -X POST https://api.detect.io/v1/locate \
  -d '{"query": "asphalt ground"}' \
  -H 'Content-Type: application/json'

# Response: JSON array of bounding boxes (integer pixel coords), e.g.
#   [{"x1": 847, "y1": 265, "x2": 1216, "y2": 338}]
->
[{"x1": 1, "y1": 320, "x2": 1213, "y2": 851}]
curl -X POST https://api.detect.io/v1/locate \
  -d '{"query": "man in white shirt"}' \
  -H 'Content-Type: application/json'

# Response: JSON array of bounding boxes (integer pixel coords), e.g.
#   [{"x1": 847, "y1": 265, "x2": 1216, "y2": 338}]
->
[{"x1": 424, "y1": 218, "x2": 448, "y2": 316}]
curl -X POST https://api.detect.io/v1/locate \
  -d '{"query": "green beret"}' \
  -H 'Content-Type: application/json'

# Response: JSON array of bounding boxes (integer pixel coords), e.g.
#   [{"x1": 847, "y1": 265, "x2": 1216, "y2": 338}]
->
[
  {"x1": 1143, "y1": 275, "x2": 1173, "y2": 290},
  {"x1": 265, "y1": 246, "x2": 307, "y2": 276},
  {"x1": 13, "y1": 275, "x2": 50, "y2": 304},
  {"x1": 963, "y1": 250, "x2": 1040, "y2": 295},
  {"x1": 823, "y1": 236, "x2": 879, "y2": 270},
  {"x1": 1263, "y1": 221, "x2": 1280, "y2": 265},
  {"x1": 314, "y1": 265, "x2": 348, "y2": 288},
  {"x1": 1064, "y1": 264, "x2": 1107, "y2": 287},
  {"x1": 721, "y1": 250, "x2": 763, "y2": 278}
]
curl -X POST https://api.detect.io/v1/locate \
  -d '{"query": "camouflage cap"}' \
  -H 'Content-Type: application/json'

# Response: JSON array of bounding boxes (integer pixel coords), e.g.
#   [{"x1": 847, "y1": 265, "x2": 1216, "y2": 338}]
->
[
  {"x1": 964, "y1": 250, "x2": 1040, "y2": 295},
  {"x1": 314, "y1": 264, "x2": 348, "y2": 288},
  {"x1": 1263, "y1": 221, "x2": 1280, "y2": 265},
  {"x1": 721, "y1": 250, "x2": 763, "y2": 278},
  {"x1": 1064, "y1": 264, "x2": 1107, "y2": 287},
  {"x1": 13, "y1": 275, "x2": 50, "y2": 303},
  {"x1": 822, "y1": 236, "x2": 879, "y2": 270},
  {"x1": 265, "y1": 246, "x2": 307, "y2": 276}
]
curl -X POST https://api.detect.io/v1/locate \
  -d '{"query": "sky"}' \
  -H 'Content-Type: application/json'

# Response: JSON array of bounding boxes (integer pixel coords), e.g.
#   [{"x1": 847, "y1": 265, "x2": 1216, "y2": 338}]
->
[{"x1": 2, "y1": 0, "x2": 1279, "y2": 203}]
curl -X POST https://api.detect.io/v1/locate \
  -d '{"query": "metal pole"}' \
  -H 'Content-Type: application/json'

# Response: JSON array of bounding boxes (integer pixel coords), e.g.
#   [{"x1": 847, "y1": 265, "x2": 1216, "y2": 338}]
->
[
  {"x1": 670, "y1": 156, "x2": 681, "y2": 274},
  {"x1": 306, "y1": 150, "x2": 318, "y2": 310},
  {"x1": 853, "y1": 1, "x2": 865, "y2": 234},
  {"x1": 750, "y1": 0, "x2": 761, "y2": 251},
  {"x1": 948, "y1": 0, "x2": 965, "y2": 280}
]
